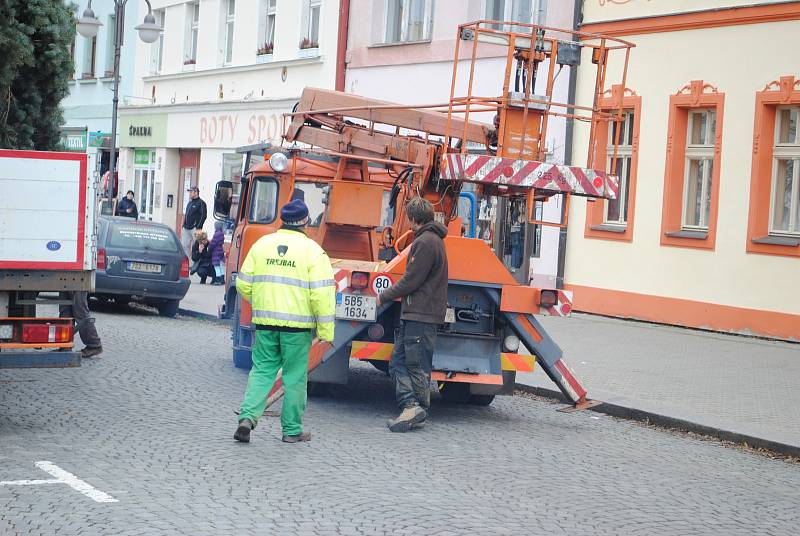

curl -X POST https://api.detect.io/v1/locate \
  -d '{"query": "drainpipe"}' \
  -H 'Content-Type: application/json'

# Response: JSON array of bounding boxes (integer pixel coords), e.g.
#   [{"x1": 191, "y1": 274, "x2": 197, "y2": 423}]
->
[
  {"x1": 556, "y1": 0, "x2": 583, "y2": 290},
  {"x1": 335, "y1": 0, "x2": 351, "y2": 91}
]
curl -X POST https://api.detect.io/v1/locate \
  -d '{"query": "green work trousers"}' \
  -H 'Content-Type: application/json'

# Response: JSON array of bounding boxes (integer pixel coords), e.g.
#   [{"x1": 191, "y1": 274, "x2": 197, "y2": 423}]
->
[{"x1": 238, "y1": 329, "x2": 313, "y2": 436}]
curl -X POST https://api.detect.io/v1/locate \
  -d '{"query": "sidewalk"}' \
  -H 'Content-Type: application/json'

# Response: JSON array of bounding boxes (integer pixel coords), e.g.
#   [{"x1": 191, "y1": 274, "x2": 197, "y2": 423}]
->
[
  {"x1": 178, "y1": 276, "x2": 226, "y2": 320},
  {"x1": 517, "y1": 313, "x2": 800, "y2": 454},
  {"x1": 178, "y1": 282, "x2": 800, "y2": 453}
]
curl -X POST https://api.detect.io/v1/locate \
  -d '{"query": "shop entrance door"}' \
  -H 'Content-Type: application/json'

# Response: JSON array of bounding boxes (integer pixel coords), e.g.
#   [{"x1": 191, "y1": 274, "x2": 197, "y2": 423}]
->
[
  {"x1": 177, "y1": 149, "x2": 201, "y2": 231},
  {"x1": 134, "y1": 168, "x2": 156, "y2": 221},
  {"x1": 133, "y1": 149, "x2": 156, "y2": 221}
]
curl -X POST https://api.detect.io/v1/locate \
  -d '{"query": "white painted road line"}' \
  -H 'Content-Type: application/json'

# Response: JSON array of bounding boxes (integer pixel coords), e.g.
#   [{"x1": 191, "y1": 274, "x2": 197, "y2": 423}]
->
[
  {"x1": 0, "y1": 479, "x2": 61, "y2": 486},
  {"x1": 0, "y1": 462, "x2": 119, "y2": 504}
]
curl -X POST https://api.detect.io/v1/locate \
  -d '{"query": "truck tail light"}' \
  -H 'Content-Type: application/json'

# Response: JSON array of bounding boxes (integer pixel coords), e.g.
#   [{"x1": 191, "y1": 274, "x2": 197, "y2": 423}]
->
[
  {"x1": 21, "y1": 323, "x2": 73, "y2": 344},
  {"x1": 180, "y1": 257, "x2": 190, "y2": 278},
  {"x1": 97, "y1": 248, "x2": 106, "y2": 270},
  {"x1": 540, "y1": 290, "x2": 557, "y2": 308},
  {"x1": 350, "y1": 271, "x2": 369, "y2": 290}
]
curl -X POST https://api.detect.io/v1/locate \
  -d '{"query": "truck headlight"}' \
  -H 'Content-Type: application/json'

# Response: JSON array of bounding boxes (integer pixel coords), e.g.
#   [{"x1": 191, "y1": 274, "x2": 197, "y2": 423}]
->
[{"x1": 269, "y1": 152, "x2": 288, "y2": 172}]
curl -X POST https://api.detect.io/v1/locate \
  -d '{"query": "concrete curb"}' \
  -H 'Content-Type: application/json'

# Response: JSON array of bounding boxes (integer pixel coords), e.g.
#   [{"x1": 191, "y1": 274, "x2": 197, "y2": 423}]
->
[
  {"x1": 516, "y1": 383, "x2": 800, "y2": 458},
  {"x1": 178, "y1": 308, "x2": 230, "y2": 326}
]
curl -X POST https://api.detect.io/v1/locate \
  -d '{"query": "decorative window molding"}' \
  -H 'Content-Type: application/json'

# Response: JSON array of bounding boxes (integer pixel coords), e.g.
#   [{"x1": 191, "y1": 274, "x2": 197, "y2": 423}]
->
[
  {"x1": 746, "y1": 75, "x2": 800, "y2": 258},
  {"x1": 660, "y1": 80, "x2": 725, "y2": 251},
  {"x1": 584, "y1": 84, "x2": 641, "y2": 243}
]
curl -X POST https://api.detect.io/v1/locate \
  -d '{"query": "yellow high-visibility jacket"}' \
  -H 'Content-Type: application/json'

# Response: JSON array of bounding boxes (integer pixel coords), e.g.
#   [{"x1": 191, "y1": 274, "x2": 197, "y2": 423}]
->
[{"x1": 236, "y1": 229, "x2": 335, "y2": 341}]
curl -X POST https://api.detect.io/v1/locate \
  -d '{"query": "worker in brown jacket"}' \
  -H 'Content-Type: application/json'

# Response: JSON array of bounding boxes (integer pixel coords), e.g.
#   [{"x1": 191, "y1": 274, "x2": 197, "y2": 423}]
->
[{"x1": 378, "y1": 197, "x2": 448, "y2": 432}]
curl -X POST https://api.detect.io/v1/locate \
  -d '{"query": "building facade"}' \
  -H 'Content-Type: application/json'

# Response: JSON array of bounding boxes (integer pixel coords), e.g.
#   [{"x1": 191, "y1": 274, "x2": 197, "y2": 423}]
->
[
  {"x1": 344, "y1": 0, "x2": 575, "y2": 286},
  {"x1": 61, "y1": 1, "x2": 141, "y2": 178},
  {"x1": 118, "y1": 0, "x2": 341, "y2": 234},
  {"x1": 566, "y1": 0, "x2": 800, "y2": 340}
]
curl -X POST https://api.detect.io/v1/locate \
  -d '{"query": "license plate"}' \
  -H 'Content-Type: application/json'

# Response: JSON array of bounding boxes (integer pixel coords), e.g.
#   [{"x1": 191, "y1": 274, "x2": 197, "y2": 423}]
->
[
  {"x1": 127, "y1": 261, "x2": 162, "y2": 274},
  {"x1": 0, "y1": 324, "x2": 12, "y2": 339},
  {"x1": 335, "y1": 293, "x2": 377, "y2": 322},
  {"x1": 445, "y1": 307, "x2": 455, "y2": 323}
]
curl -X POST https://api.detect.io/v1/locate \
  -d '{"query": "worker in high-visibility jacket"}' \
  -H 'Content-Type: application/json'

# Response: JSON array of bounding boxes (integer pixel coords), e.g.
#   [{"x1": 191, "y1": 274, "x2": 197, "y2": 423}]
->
[{"x1": 234, "y1": 199, "x2": 335, "y2": 443}]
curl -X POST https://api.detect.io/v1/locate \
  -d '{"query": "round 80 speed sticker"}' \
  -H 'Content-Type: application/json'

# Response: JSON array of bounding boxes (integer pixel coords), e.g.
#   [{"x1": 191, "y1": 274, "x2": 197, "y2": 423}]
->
[{"x1": 372, "y1": 275, "x2": 393, "y2": 294}]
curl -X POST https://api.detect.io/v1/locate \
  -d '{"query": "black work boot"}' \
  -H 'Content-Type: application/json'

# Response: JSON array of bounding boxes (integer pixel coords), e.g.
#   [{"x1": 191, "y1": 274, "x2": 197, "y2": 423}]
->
[
  {"x1": 81, "y1": 346, "x2": 103, "y2": 358},
  {"x1": 234, "y1": 419, "x2": 253, "y2": 443},
  {"x1": 387, "y1": 405, "x2": 427, "y2": 433},
  {"x1": 282, "y1": 432, "x2": 311, "y2": 443}
]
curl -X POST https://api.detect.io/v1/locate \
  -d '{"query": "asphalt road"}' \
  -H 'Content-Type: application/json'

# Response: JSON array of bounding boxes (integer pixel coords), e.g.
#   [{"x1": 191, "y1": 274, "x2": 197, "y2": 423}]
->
[{"x1": 1, "y1": 304, "x2": 798, "y2": 535}]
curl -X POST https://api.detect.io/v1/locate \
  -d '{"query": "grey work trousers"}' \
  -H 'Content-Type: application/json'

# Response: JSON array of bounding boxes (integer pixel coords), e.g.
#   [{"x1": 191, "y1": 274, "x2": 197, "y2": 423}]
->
[
  {"x1": 388, "y1": 320, "x2": 437, "y2": 409},
  {"x1": 59, "y1": 292, "x2": 102, "y2": 348}
]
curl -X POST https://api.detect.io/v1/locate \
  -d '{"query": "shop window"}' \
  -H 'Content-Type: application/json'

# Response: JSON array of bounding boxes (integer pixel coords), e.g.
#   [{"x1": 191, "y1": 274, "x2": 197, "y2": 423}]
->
[
  {"x1": 249, "y1": 177, "x2": 278, "y2": 224},
  {"x1": 384, "y1": 0, "x2": 434, "y2": 44},
  {"x1": 485, "y1": 0, "x2": 547, "y2": 31},
  {"x1": 660, "y1": 80, "x2": 724, "y2": 250},
  {"x1": 184, "y1": 2, "x2": 199, "y2": 65},
  {"x1": 746, "y1": 76, "x2": 800, "y2": 256},
  {"x1": 585, "y1": 85, "x2": 641, "y2": 242}
]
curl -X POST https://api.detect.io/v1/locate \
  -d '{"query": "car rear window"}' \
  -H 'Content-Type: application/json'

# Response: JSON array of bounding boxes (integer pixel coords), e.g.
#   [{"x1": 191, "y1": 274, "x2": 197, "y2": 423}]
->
[{"x1": 108, "y1": 223, "x2": 179, "y2": 252}]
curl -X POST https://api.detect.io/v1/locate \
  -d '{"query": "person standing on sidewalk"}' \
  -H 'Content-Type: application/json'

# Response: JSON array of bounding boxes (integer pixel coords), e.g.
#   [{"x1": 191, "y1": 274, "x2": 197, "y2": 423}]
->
[
  {"x1": 181, "y1": 186, "x2": 207, "y2": 257},
  {"x1": 208, "y1": 220, "x2": 226, "y2": 285},
  {"x1": 59, "y1": 291, "x2": 103, "y2": 358},
  {"x1": 378, "y1": 197, "x2": 448, "y2": 432},
  {"x1": 233, "y1": 199, "x2": 335, "y2": 444}
]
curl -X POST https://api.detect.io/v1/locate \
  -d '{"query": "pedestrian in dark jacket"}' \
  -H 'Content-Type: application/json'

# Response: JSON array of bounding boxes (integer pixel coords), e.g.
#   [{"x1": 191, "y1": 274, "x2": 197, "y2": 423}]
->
[
  {"x1": 181, "y1": 186, "x2": 207, "y2": 256},
  {"x1": 115, "y1": 191, "x2": 138, "y2": 219},
  {"x1": 378, "y1": 197, "x2": 448, "y2": 433},
  {"x1": 209, "y1": 220, "x2": 226, "y2": 285},
  {"x1": 191, "y1": 231, "x2": 215, "y2": 284}
]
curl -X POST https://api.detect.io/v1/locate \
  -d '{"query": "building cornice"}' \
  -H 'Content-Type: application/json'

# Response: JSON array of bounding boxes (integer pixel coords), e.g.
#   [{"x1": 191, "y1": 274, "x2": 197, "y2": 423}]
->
[
  {"x1": 142, "y1": 56, "x2": 325, "y2": 83},
  {"x1": 118, "y1": 97, "x2": 299, "y2": 116}
]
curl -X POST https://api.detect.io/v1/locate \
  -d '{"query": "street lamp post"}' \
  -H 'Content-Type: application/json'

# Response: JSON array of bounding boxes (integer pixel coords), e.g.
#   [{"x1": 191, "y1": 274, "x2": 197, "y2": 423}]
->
[{"x1": 76, "y1": 0, "x2": 162, "y2": 215}]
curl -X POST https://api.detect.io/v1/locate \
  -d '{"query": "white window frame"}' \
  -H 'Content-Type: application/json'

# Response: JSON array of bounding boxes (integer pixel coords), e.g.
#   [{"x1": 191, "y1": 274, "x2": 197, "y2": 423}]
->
[
  {"x1": 82, "y1": 35, "x2": 97, "y2": 78},
  {"x1": 484, "y1": 0, "x2": 548, "y2": 29},
  {"x1": 185, "y1": 2, "x2": 199, "y2": 64},
  {"x1": 104, "y1": 13, "x2": 116, "y2": 76},
  {"x1": 383, "y1": 0, "x2": 435, "y2": 44},
  {"x1": 769, "y1": 106, "x2": 800, "y2": 236},
  {"x1": 259, "y1": 0, "x2": 277, "y2": 53},
  {"x1": 149, "y1": 9, "x2": 165, "y2": 75},
  {"x1": 223, "y1": 0, "x2": 236, "y2": 65},
  {"x1": 682, "y1": 109, "x2": 716, "y2": 230},
  {"x1": 301, "y1": 0, "x2": 321, "y2": 47},
  {"x1": 604, "y1": 110, "x2": 634, "y2": 226}
]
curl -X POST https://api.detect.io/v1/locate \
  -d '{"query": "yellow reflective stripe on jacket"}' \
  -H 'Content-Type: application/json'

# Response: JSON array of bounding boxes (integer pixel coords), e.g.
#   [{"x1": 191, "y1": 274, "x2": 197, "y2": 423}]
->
[{"x1": 236, "y1": 229, "x2": 335, "y2": 340}]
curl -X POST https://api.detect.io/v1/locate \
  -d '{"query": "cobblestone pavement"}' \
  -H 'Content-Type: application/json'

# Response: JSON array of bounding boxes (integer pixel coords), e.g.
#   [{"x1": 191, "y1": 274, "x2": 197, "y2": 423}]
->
[
  {"x1": 1, "y1": 305, "x2": 799, "y2": 535},
  {"x1": 518, "y1": 313, "x2": 800, "y2": 449}
]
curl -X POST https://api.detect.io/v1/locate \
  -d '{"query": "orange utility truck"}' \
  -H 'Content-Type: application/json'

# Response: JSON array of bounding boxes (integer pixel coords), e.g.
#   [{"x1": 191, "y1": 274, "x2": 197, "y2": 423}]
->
[{"x1": 214, "y1": 21, "x2": 634, "y2": 408}]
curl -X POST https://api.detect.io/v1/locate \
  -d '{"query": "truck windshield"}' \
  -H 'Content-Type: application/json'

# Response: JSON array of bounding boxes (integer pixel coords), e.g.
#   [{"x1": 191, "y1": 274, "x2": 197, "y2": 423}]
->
[
  {"x1": 249, "y1": 176, "x2": 278, "y2": 224},
  {"x1": 291, "y1": 181, "x2": 326, "y2": 227}
]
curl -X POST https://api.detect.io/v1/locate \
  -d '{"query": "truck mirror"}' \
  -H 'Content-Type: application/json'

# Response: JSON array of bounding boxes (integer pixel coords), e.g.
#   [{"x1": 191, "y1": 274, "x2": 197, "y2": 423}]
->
[{"x1": 214, "y1": 180, "x2": 234, "y2": 221}]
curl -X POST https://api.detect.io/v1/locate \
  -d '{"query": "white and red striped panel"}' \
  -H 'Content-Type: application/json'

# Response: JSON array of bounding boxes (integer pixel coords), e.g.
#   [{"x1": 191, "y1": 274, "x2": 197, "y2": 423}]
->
[
  {"x1": 539, "y1": 289, "x2": 573, "y2": 317},
  {"x1": 440, "y1": 153, "x2": 619, "y2": 200}
]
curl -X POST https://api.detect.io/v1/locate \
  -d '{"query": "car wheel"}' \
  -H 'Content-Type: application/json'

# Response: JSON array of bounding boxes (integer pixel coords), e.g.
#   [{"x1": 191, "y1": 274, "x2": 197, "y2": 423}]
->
[{"x1": 157, "y1": 299, "x2": 180, "y2": 318}]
